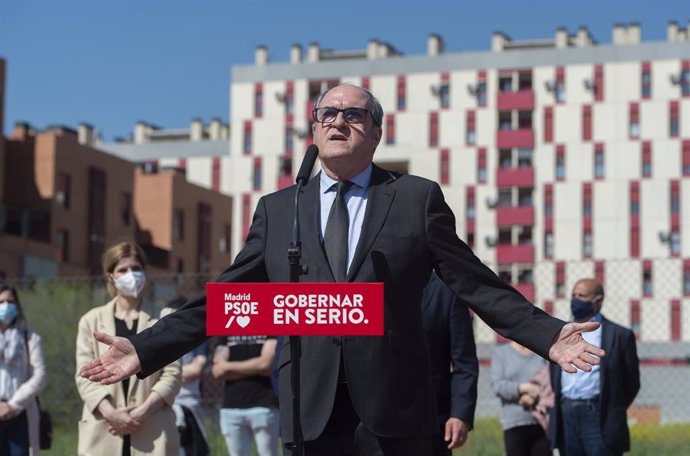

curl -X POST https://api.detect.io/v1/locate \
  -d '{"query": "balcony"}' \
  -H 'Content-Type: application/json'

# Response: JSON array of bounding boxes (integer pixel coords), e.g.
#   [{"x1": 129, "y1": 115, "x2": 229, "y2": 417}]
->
[
  {"x1": 496, "y1": 167, "x2": 534, "y2": 187},
  {"x1": 496, "y1": 206, "x2": 534, "y2": 226},
  {"x1": 513, "y1": 283, "x2": 535, "y2": 302},
  {"x1": 497, "y1": 90, "x2": 534, "y2": 111},
  {"x1": 496, "y1": 244, "x2": 534, "y2": 264},
  {"x1": 497, "y1": 129, "x2": 534, "y2": 149}
]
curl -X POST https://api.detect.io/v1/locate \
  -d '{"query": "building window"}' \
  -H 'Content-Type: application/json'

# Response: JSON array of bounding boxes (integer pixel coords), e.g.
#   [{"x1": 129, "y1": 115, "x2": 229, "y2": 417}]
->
[
  {"x1": 641, "y1": 62, "x2": 651, "y2": 99},
  {"x1": 681, "y1": 61, "x2": 690, "y2": 97},
  {"x1": 582, "y1": 105, "x2": 592, "y2": 141},
  {"x1": 642, "y1": 261, "x2": 653, "y2": 297},
  {"x1": 518, "y1": 226, "x2": 532, "y2": 244},
  {"x1": 518, "y1": 111, "x2": 532, "y2": 129},
  {"x1": 254, "y1": 83, "x2": 263, "y2": 118},
  {"x1": 670, "y1": 229, "x2": 681, "y2": 257},
  {"x1": 212, "y1": 157, "x2": 221, "y2": 192},
  {"x1": 466, "y1": 111, "x2": 476, "y2": 145},
  {"x1": 143, "y1": 161, "x2": 158, "y2": 174},
  {"x1": 544, "y1": 231, "x2": 554, "y2": 259},
  {"x1": 671, "y1": 300, "x2": 681, "y2": 341},
  {"x1": 476, "y1": 80, "x2": 487, "y2": 107},
  {"x1": 285, "y1": 125, "x2": 294, "y2": 155},
  {"x1": 498, "y1": 188, "x2": 513, "y2": 207},
  {"x1": 630, "y1": 300, "x2": 641, "y2": 339},
  {"x1": 173, "y1": 209, "x2": 185, "y2": 241},
  {"x1": 499, "y1": 149, "x2": 512, "y2": 169},
  {"x1": 629, "y1": 102, "x2": 640, "y2": 139},
  {"x1": 544, "y1": 184, "x2": 553, "y2": 219},
  {"x1": 56, "y1": 229, "x2": 69, "y2": 262},
  {"x1": 499, "y1": 73, "x2": 513, "y2": 92},
  {"x1": 243, "y1": 121, "x2": 252, "y2": 155},
  {"x1": 671, "y1": 180, "x2": 680, "y2": 215},
  {"x1": 683, "y1": 260, "x2": 690, "y2": 296},
  {"x1": 555, "y1": 66, "x2": 566, "y2": 103},
  {"x1": 583, "y1": 183, "x2": 592, "y2": 218},
  {"x1": 56, "y1": 173, "x2": 71, "y2": 209},
  {"x1": 641, "y1": 141, "x2": 652, "y2": 178},
  {"x1": 396, "y1": 75, "x2": 406, "y2": 111},
  {"x1": 439, "y1": 72, "x2": 450, "y2": 109},
  {"x1": 498, "y1": 111, "x2": 512, "y2": 131},
  {"x1": 440, "y1": 149, "x2": 450, "y2": 185},
  {"x1": 176, "y1": 258, "x2": 184, "y2": 273},
  {"x1": 253, "y1": 157, "x2": 262, "y2": 191},
  {"x1": 594, "y1": 64, "x2": 604, "y2": 101},
  {"x1": 220, "y1": 223, "x2": 231, "y2": 253},
  {"x1": 429, "y1": 112, "x2": 439, "y2": 147},
  {"x1": 556, "y1": 261, "x2": 566, "y2": 298},
  {"x1": 518, "y1": 188, "x2": 533, "y2": 206},
  {"x1": 555, "y1": 145, "x2": 565, "y2": 181},
  {"x1": 594, "y1": 144, "x2": 605, "y2": 179},
  {"x1": 683, "y1": 140, "x2": 690, "y2": 177},
  {"x1": 583, "y1": 230, "x2": 593, "y2": 258},
  {"x1": 385, "y1": 114, "x2": 395, "y2": 145},
  {"x1": 279, "y1": 156, "x2": 292, "y2": 180},
  {"x1": 544, "y1": 107, "x2": 553, "y2": 143},
  {"x1": 477, "y1": 148, "x2": 487, "y2": 183},
  {"x1": 120, "y1": 192, "x2": 132, "y2": 226},
  {"x1": 670, "y1": 101, "x2": 679, "y2": 138},
  {"x1": 466, "y1": 187, "x2": 476, "y2": 221},
  {"x1": 285, "y1": 81, "x2": 294, "y2": 115}
]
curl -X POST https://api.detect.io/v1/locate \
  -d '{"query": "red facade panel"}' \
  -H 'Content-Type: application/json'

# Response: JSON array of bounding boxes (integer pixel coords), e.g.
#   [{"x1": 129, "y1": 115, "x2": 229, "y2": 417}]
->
[
  {"x1": 630, "y1": 300, "x2": 641, "y2": 340},
  {"x1": 582, "y1": 105, "x2": 592, "y2": 141},
  {"x1": 496, "y1": 245, "x2": 534, "y2": 264},
  {"x1": 496, "y1": 167, "x2": 534, "y2": 187},
  {"x1": 497, "y1": 129, "x2": 534, "y2": 149},
  {"x1": 671, "y1": 299, "x2": 681, "y2": 341},
  {"x1": 513, "y1": 283, "x2": 535, "y2": 302},
  {"x1": 497, "y1": 90, "x2": 534, "y2": 111},
  {"x1": 440, "y1": 149, "x2": 450, "y2": 185},
  {"x1": 212, "y1": 157, "x2": 221, "y2": 191},
  {"x1": 544, "y1": 107, "x2": 553, "y2": 143},
  {"x1": 496, "y1": 206, "x2": 535, "y2": 226},
  {"x1": 594, "y1": 64, "x2": 604, "y2": 101}
]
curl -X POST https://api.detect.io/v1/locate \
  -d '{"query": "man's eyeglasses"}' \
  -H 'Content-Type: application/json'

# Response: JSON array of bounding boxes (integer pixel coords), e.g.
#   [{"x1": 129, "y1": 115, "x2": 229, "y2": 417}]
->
[{"x1": 312, "y1": 107, "x2": 378, "y2": 126}]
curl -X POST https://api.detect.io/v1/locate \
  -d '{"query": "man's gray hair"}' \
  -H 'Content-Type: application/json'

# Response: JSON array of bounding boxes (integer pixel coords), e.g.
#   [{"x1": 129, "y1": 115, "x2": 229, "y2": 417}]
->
[{"x1": 314, "y1": 83, "x2": 384, "y2": 127}]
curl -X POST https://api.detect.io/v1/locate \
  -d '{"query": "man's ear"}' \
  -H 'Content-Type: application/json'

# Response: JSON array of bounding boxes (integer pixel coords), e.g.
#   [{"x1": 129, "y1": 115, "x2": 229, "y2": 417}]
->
[
  {"x1": 373, "y1": 126, "x2": 382, "y2": 144},
  {"x1": 312, "y1": 122, "x2": 317, "y2": 136}
]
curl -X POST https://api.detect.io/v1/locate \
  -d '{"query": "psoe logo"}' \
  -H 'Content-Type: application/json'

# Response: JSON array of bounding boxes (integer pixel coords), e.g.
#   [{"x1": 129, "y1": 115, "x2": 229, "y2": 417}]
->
[{"x1": 224, "y1": 293, "x2": 258, "y2": 328}]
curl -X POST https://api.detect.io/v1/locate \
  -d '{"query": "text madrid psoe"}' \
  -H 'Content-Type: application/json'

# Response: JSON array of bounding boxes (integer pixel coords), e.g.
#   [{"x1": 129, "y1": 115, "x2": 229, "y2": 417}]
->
[{"x1": 273, "y1": 294, "x2": 364, "y2": 308}]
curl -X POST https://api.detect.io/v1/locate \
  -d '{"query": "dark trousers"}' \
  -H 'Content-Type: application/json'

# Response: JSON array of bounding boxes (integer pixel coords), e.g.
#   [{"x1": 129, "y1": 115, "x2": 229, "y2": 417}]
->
[
  {"x1": 287, "y1": 384, "x2": 432, "y2": 456},
  {"x1": 0, "y1": 410, "x2": 29, "y2": 456},
  {"x1": 503, "y1": 424, "x2": 551, "y2": 456},
  {"x1": 560, "y1": 397, "x2": 619, "y2": 456}
]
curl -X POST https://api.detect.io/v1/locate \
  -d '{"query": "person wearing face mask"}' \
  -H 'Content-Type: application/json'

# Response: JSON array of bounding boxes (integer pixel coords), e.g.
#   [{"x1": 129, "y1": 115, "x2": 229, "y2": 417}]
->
[
  {"x1": 0, "y1": 285, "x2": 46, "y2": 456},
  {"x1": 548, "y1": 278, "x2": 640, "y2": 456},
  {"x1": 75, "y1": 241, "x2": 181, "y2": 456}
]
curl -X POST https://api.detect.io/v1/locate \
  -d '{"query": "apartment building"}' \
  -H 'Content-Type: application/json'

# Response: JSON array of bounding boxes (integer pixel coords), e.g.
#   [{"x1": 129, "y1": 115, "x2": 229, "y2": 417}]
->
[{"x1": 224, "y1": 22, "x2": 690, "y2": 343}]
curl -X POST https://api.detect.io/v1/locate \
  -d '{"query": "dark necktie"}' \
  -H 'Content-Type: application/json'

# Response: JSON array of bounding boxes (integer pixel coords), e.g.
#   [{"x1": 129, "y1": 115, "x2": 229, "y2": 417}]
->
[{"x1": 324, "y1": 181, "x2": 352, "y2": 282}]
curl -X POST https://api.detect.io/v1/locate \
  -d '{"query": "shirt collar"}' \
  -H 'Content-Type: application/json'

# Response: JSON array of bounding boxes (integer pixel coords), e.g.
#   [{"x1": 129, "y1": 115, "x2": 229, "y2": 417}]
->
[{"x1": 320, "y1": 164, "x2": 372, "y2": 194}]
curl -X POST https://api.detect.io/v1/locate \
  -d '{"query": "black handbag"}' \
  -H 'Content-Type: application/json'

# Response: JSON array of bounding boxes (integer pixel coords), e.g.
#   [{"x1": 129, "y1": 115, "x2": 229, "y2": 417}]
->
[{"x1": 22, "y1": 331, "x2": 52, "y2": 449}]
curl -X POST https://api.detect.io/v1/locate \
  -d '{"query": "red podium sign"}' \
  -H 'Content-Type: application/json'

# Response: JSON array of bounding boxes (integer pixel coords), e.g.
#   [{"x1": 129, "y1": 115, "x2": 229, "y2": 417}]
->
[{"x1": 206, "y1": 282, "x2": 384, "y2": 336}]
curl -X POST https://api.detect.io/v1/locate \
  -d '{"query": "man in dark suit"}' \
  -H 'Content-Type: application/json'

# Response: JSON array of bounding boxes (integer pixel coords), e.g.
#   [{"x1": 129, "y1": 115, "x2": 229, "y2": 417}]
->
[
  {"x1": 81, "y1": 83, "x2": 604, "y2": 456},
  {"x1": 422, "y1": 272, "x2": 478, "y2": 455},
  {"x1": 548, "y1": 278, "x2": 640, "y2": 456}
]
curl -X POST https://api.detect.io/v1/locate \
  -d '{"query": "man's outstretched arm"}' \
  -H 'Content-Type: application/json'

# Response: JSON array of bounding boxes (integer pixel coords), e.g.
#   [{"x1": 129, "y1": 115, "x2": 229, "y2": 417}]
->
[{"x1": 79, "y1": 332, "x2": 141, "y2": 384}]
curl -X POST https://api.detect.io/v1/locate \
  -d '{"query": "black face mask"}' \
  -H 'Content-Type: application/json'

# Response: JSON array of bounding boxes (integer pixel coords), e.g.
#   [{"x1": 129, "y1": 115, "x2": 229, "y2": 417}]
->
[{"x1": 570, "y1": 297, "x2": 597, "y2": 320}]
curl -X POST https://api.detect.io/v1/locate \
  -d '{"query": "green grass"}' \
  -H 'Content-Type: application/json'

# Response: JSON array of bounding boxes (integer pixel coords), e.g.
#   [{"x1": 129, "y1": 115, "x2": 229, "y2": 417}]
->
[{"x1": 43, "y1": 419, "x2": 690, "y2": 455}]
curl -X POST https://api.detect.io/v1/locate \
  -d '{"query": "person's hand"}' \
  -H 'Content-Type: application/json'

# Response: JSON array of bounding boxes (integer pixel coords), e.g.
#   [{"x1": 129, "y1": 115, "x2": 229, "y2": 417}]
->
[
  {"x1": 128, "y1": 402, "x2": 152, "y2": 424},
  {"x1": 548, "y1": 322, "x2": 606, "y2": 373},
  {"x1": 0, "y1": 402, "x2": 16, "y2": 421},
  {"x1": 103, "y1": 405, "x2": 140, "y2": 436},
  {"x1": 79, "y1": 331, "x2": 142, "y2": 385},
  {"x1": 211, "y1": 362, "x2": 227, "y2": 379},
  {"x1": 518, "y1": 381, "x2": 539, "y2": 398},
  {"x1": 519, "y1": 393, "x2": 537, "y2": 408},
  {"x1": 444, "y1": 417, "x2": 470, "y2": 449}
]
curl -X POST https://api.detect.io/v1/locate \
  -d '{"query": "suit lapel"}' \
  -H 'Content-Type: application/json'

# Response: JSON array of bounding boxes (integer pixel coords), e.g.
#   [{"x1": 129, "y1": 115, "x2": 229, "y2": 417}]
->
[
  {"x1": 347, "y1": 165, "x2": 396, "y2": 281},
  {"x1": 600, "y1": 317, "x2": 613, "y2": 397}
]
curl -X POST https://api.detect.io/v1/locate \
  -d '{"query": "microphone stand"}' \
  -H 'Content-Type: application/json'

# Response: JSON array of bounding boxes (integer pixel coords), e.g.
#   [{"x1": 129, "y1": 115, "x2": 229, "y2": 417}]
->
[{"x1": 287, "y1": 178, "x2": 308, "y2": 456}]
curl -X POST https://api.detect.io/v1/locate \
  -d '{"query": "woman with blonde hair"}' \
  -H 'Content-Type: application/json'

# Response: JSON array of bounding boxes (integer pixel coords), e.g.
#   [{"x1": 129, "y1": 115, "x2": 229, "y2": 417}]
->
[
  {"x1": 75, "y1": 241, "x2": 181, "y2": 456},
  {"x1": 0, "y1": 284, "x2": 46, "y2": 456}
]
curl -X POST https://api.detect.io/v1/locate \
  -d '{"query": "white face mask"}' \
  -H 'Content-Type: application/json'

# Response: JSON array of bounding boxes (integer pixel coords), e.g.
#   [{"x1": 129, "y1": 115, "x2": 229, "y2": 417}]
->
[{"x1": 114, "y1": 271, "x2": 146, "y2": 298}]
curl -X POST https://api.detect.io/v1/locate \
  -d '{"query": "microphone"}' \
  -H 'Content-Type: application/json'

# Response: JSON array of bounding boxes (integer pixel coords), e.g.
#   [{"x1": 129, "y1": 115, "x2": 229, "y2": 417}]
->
[{"x1": 296, "y1": 144, "x2": 319, "y2": 186}]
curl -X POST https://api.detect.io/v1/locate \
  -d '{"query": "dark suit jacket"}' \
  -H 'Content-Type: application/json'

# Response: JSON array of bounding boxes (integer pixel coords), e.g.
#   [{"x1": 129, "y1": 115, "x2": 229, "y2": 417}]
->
[
  {"x1": 422, "y1": 272, "x2": 478, "y2": 429},
  {"x1": 548, "y1": 316, "x2": 640, "y2": 454},
  {"x1": 133, "y1": 165, "x2": 564, "y2": 442}
]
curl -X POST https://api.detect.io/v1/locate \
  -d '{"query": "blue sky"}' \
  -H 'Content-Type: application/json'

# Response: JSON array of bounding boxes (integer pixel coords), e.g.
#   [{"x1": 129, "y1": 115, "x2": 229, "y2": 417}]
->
[{"x1": 1, "y1": 0, "x2": 686, "y2": 141}]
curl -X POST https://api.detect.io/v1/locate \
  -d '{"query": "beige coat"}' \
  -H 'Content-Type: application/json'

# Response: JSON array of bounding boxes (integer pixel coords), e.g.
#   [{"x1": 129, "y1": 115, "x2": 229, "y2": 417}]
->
[{"x1": 75, "y1": 299, "x2": 181, "y2": 456}]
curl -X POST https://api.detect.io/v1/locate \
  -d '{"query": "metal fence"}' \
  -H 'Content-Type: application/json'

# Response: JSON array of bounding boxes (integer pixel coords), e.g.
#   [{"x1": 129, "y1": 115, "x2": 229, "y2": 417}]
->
[{"x1": 5, "y1": 257, "x2": 689, "y2": 454}]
